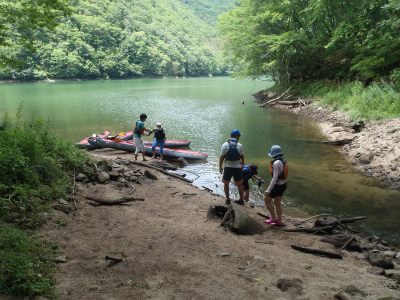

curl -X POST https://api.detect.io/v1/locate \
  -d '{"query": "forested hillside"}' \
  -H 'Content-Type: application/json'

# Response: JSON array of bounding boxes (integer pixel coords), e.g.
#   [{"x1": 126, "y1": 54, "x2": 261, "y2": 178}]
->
[
  {"x1": 219, "y1": 0, "x2": 400, "y2": 84},
  {"x1": 0, "y1": 0, "x2": 235, "y2": 80}
]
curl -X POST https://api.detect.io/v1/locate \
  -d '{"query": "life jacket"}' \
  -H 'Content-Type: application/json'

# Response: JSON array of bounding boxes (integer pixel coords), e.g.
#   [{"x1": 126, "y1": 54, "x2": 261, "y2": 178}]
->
[
  {"x1": 270, "y1": 157, "x2": 288, "y2": 180},
  {"x1": 154, "y1": 129, "x2": 166, "y2": 140},
  {"x1": 134, "y1": 121, "x2": 145, "y2": 135},
  {"x1": 225, "y1": 138, "x2": 241, "y2": 161}
]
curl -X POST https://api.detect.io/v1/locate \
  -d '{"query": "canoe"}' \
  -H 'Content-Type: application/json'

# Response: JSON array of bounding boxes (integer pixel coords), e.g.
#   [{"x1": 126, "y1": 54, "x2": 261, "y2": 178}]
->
[
  {"x1": 89, "y1": 137, "x2": 191, "y2": 149},
  {"x1": 118, "y1": 131, "x2": 191, "y2": 148},
  {"x1": 91, "y1": 138, "x2": 208, "y2": 160},
  {"x1": 143, "y1": 140, "x2": 191, "y2": 148},
  {"x1": 75, "y1": 130, "x2": 111, "y2": 150}
]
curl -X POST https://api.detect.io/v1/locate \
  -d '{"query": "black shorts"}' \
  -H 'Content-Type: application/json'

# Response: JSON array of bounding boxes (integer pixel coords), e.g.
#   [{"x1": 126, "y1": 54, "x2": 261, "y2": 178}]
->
[
  {"x1": 269, "y1": 183, "x2": 287, "y2": 198},
  {"x1": 242, "y1": 180, "x2": 250, "y2": 191},
  {"x1": 222, "y1": 167, "x2": 243, "y2": 184}
]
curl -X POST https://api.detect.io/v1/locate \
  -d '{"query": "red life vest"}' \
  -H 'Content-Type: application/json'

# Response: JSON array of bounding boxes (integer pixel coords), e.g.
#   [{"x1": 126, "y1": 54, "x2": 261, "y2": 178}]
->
[{"x1": 270, "y1": 157, "x2": 289, "y2": 180}]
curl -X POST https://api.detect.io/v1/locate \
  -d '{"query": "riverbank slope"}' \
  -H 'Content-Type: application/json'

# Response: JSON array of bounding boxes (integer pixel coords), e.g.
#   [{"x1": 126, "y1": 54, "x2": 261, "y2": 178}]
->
[
  {"x1": 34, "y1": 149, "x2": 400, "y2": 300},
  {"x1": 255, "y1": 96, "x2": 400, "y2": 188}
]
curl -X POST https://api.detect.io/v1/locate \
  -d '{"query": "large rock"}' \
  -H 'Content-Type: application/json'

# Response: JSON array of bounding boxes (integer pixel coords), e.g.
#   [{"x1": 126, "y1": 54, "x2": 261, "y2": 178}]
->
[
  {"x1": 97, "y1": 171, "x2": 110, "y2": 183},
  {"x1": 359, "y1": 153, "x2": 375, "y2": 164}
]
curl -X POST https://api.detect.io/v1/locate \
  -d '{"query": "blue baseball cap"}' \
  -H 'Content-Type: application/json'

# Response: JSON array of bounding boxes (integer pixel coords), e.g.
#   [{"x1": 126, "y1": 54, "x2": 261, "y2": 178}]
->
[
  {"x1": 231, "y1": 129, "x2": 243, "y2": 136},
  {"x1": 268, "y1": 145, "x2": 283, "y2": 157}
]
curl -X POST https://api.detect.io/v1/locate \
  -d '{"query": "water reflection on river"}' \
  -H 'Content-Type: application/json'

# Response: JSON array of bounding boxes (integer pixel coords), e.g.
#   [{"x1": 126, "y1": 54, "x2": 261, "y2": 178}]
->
[{"x1": 1, "y1": 77, "x2": 399, "y2": 245}]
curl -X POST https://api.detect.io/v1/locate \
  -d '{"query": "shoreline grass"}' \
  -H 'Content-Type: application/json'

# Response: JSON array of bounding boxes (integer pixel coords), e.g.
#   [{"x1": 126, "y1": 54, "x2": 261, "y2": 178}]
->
[{"x1": 0, "y1": 107, "x2": 92, "y2": 298}]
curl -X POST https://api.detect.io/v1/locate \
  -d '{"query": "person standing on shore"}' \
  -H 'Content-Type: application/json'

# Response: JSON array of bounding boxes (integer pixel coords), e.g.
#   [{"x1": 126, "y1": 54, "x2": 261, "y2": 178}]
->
[
  {"x1": 151, "y1": 122, "x2": 166, "y2": 162},
  {"x1": 264, "y1": 145, "x2": 288, "y2": 226},
  {"x1": 219, "y1": 129, "x2": 245, "y2": 205},
  {"x1": 134, "y1": 113, "x2": 153, "y2": 161}
]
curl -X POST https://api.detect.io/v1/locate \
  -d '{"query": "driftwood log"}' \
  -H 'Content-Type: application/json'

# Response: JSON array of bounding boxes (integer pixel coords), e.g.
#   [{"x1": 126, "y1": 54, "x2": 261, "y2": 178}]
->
[
  {"x1": 202, "y1": 186, "x2": 213, "y2": 193},
  {"x1": 130, "y1": 160, "x2": 193, "y2": 183},
  {"x1": 105, "y1": 256, "x2": 123, "y2": 263},
  {"x1": 285, "y1": 216, "x2": 367, "y2": 234},
  {"x1": 321, "y1": 234, "x2": 362, "y2": 252},
  {"x1": 322, "y1": 139, "x2": 353, "y2": 146},
  {"x1": 261, "y1": 83, "x2": 297, "y2": 107},
  {"x1": 291, "y1": 245, "x2": 343, "y2": 259},
  {"x1": 314, "y1": 216, "x2": 339, "y2": 227},
  {"x1": 86, "y1": 196, "x2": 144, "y2": 205},
  {"x1": 334, "y1": 291, "x2": 351, "y2": 300},
  {"x1": 284, "y1": 226, "x2": 335, "y2": 233},
  {"x1": 209, "y1": 205, "x2": 265, "y2": 235},
  {"x1": 178, "y1": 157, "x2": 189, "y2": 167},
  {"x1": 148, "y1": 160, "x2": 178, "y2": 170},
  {"x1": 257, "y1": 212, "x2": 270, "y2": 219},
  {"x1": 278, "y1": 98, "x2": 313, "y2": 106},
  {"x1": 337, "y1": 216, "x2": 367, "y2": 224}
]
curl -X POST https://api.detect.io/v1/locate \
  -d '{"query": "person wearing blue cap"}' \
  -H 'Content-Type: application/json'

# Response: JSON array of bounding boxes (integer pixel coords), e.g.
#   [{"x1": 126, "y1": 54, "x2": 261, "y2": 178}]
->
[
  {"x1": 264, "y1": 145, "x2": 288, "y2": 226},
  {"x1": 219, "y1": 129, "x2": 245, "y2": 205}
]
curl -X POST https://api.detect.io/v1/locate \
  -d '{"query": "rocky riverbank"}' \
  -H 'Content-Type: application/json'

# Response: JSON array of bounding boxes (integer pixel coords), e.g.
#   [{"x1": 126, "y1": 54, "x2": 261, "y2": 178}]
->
[{"x1": 253, "y1": 91, "x2": 400, "y2": 187}]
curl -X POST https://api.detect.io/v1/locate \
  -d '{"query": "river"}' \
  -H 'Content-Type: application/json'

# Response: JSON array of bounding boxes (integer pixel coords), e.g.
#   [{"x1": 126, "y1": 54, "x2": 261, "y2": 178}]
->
[{"x1": 1, "y1": 77, "x2": 399, "y2": 245}]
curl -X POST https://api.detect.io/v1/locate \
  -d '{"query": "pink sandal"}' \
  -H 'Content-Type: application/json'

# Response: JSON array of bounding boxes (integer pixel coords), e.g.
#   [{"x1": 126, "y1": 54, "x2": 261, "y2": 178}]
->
[
  {"x1": 270, "y1": 221, "x2": 285, "y2": 226},
  {"x1": 265, "y1": 218, "x2": 277, "y2": 224}
]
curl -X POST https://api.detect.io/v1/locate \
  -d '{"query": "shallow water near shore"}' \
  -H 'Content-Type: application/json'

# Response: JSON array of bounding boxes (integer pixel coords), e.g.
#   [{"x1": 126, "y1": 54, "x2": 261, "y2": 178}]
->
[{"x1": 1, "y1": 77, "x2": 399, "y2": 245}]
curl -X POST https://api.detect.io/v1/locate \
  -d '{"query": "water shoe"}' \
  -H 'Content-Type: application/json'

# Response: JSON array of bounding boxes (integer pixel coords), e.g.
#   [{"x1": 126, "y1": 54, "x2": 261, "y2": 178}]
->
[
  {"x1": 265, "y1": 218, "x2": 277, "y2": 224},
  {"x1": 270, "y1": 221, "x2": 285, "y2": 227}
]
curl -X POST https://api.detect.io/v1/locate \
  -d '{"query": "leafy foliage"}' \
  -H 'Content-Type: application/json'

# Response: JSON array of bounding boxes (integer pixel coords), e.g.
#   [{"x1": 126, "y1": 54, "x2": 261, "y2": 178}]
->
[
  {"x1": 0, "y1": 108, "x2": 93, "y2": 298},
  {"x1": 318, "y1": 81, "x2": 400, "y2": 120},
  {"x1": 0, "y1": 222, "x2": 58, "y2": 299},
  {"x1": 0, "y1": 0, "x2": 72, "y2": 67},
  {"x1": 218, "y1": 0, "x2": 400, "y2": 83},
  {"x1": 1, "y1": 0, "x2": 236, "y2": 79},
  {"x1": 0, "y1": 107, "x2": 91, "y2": 226}
]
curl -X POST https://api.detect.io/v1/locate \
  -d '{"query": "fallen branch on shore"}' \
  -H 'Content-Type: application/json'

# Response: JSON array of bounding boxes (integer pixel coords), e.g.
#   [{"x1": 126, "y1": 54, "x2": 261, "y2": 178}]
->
[
  {"x1": 291, "y1": 244, "x2": 342, "y2": 259},
  {"x1": 86, "y1": 196, "x2": 144, "y2": 205},
  {"x1": 322, "y1": 139, "x2": 353, "y2": 146},
  {"x1": 261, "y1": 83, "x2": 297, "y2": 107},
  {"x1": 285, "y1": 216, "x2": 366, "y2": 234},
  {"x1": 105, "y1": 256, "x2": 123, "y2": 263},
  {"x1": 130, "y1": 160, "x2": 193, "y2": 183},
  {"x1": 340, "y1": 235, "x2": 356, "y2": 250},
  {"x1": 284, "y1": 226, "x2": 335, "y2": 233},
  {"x1": 337, "y1": 216, "x2": 367, "y2": 224},
  {"x1": 321, "y1": 234, "x2": 362, "y2": 252},
  {"x1": 334, "y1": 291, "x2": 351, "y2": 300}
]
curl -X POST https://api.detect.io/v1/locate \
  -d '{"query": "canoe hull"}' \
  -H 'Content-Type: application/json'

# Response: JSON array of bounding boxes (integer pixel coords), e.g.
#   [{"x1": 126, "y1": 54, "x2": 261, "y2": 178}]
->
[
  {"x1": 93, "y1": 138, "x2": 207, "y2": 160},
  {"x1": 75, "y1": 130, "x2": 111, "y2": 150}
]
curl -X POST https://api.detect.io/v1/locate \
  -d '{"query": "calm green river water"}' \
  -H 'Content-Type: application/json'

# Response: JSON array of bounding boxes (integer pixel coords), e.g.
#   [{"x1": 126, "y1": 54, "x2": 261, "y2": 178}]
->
[{"x1": 1, "y1": 77, "x2": 399, "y2": 245}]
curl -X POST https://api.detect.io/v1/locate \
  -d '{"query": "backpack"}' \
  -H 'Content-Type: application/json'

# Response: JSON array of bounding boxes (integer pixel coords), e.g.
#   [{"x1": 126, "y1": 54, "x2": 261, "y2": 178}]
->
[
  {"x1": 270, "y1": 157, "x2": 289, "y2": 180},
  {"x1": 225, "y1": 138, "x2": 241, "y2": 161}
]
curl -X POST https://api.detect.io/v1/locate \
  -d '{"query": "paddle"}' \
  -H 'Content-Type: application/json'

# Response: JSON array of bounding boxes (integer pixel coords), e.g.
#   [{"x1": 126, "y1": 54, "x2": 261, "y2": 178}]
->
[{"x1": 113, "y1": 132, "x2": 124, "y2": 142}]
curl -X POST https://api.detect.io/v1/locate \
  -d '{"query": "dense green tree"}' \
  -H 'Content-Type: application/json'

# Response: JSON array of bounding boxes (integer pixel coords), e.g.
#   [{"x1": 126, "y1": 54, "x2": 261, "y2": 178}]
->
[
  {"x1": 1, "y1": 0, "x2": 235, "y2": 80},
  {"x1": 0, "y1": 0, "x2": 72, "y2": 67},
  {"x1": 218, "y1": 0, "x2": 400, "y2": 83}
]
